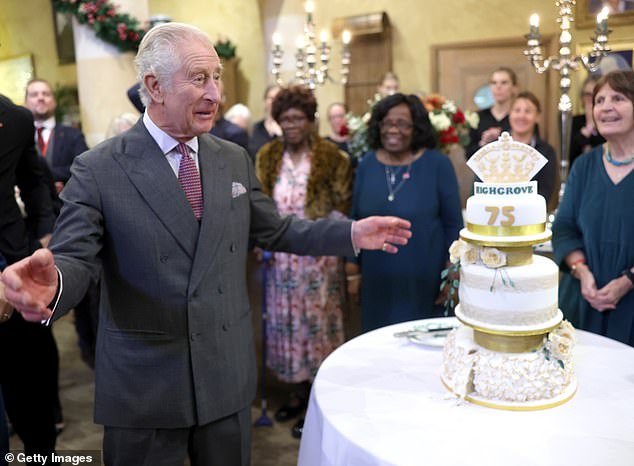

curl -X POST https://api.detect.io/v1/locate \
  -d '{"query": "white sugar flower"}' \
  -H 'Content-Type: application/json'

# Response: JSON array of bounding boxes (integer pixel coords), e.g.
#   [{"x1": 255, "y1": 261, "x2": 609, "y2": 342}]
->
[
  {"x1": 556, "y1": 320, "x2": 576, "y2": 341},
  {"x1": 480, "y1": 247, "x2": 507, "y2": 268},
  {"x1": 547, "y1": 332, "x2": 574, "y2": 361},
  {"x1": 448, "y1": 240, "x2": 463, "y2": 263},
  {"x1": 461, "y1": 242, "x2": 479, "y2": 264},
  {"x1": 547, "y1": 321, "x2": 576, "y2": 361}
]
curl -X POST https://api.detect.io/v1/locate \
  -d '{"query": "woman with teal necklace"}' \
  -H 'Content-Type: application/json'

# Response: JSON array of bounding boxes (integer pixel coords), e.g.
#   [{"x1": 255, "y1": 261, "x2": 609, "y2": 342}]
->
[{"x1": 553, "y1": 69, "x2": 634, "y2": 346}]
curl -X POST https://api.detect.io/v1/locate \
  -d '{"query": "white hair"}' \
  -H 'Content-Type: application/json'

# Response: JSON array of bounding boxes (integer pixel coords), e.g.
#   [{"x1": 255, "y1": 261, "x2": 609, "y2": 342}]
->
[
  {"x1": 224, "y1": 104, "x2": 251, "y2": 121},
  {"x1": 106, "y1": 112, "x2": 138, "y2": 138},
  {"x1": 134, "y1": 23, "x2": 214, "y2": 107}
]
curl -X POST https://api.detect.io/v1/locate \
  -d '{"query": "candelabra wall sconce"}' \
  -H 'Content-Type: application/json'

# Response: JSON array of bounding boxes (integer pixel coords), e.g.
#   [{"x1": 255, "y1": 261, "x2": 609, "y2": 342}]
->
[
  {"x1": 271, "y1": 0, "x2": 351, "y2": 89},
  {"x1": 524, "y1": 0, "x2": 611, "y2": 199}
]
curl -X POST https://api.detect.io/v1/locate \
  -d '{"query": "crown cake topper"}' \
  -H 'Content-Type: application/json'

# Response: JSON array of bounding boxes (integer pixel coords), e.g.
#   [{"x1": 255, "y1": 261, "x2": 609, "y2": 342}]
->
[{"x1": 467, "y1": 132, "x2": 547, "y2": 183}]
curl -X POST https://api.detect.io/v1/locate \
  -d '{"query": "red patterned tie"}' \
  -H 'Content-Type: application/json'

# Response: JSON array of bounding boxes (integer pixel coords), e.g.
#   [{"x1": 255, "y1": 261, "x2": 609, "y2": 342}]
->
[
  {"x1": 176, "y1": 143, "x2": 203, "y2": 220},
  {"x1": 36, "y1": 126, "x2": 47, "y2": 156}
]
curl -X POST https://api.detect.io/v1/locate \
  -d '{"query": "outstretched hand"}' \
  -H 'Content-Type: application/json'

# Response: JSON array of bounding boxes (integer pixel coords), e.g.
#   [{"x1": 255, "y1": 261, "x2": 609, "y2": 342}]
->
[
  {"x1": 1, "y1": 249, "x2": 58, "y2": 322},
  {"x1": 352, "y1": 216, "x2": 412, "y2": 254}
]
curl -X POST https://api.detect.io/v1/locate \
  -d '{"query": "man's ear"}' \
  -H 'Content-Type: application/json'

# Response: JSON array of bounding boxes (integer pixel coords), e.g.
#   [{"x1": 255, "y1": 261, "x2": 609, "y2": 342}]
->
[{"x1": 144, "y1": 74, "x2": 164, "y2": 104}]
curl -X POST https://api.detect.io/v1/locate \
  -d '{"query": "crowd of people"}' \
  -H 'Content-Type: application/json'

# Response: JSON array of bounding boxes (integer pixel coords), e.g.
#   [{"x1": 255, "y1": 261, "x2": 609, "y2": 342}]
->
[{"x1": 0, "y1": 17, "x2": 631, "y2": 465}]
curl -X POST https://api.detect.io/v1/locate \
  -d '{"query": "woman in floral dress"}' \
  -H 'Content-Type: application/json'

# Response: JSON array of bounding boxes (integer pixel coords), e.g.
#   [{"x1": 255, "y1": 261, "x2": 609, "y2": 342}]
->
[{"x1": 255, "y1": 85, "x2": 353, "y2": 438}]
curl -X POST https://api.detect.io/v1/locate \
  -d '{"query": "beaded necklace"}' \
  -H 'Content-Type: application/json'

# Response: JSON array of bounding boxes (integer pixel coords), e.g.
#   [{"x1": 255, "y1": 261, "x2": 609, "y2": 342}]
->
[{"x1": 605, "y1": 145, "x2": 634, "y2": 166}]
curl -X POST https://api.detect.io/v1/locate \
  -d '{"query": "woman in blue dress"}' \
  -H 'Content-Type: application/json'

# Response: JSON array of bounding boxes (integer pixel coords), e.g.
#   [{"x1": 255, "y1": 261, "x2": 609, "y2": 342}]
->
[
  {"x1": 553, "y1": 69, "x2": 634, "y2": 346},
  {"x1": 346, "y1": 93, "x2": 463, "y2": 332}
]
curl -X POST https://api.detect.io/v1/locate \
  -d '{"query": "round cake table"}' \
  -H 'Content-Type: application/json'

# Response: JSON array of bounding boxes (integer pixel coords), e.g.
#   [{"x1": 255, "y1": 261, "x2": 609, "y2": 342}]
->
[{"x1": 297, "y1": 319, "x2": 634, "y2": 466}]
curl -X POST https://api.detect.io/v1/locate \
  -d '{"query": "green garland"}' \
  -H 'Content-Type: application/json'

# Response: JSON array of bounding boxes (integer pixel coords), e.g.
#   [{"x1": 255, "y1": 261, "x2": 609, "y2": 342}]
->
[
  {"x1": 52, "y1": 0, "x2": 237, "y2": 59},
  {"x1": 52, "y1": 0, "x2": 146, "y2": 52}
]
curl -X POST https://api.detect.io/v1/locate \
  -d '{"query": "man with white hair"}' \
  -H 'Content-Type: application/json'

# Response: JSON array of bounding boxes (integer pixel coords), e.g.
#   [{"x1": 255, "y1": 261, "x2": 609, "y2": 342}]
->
[{"x1": 1, "y1": 23, "x2": 411, "y2": 465}]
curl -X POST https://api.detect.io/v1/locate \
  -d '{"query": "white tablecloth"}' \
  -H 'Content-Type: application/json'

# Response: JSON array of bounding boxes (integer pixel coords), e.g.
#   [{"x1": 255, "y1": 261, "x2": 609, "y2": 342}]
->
[{"x1": 297, "y1": 320, "x2": 634, "y2": 466}]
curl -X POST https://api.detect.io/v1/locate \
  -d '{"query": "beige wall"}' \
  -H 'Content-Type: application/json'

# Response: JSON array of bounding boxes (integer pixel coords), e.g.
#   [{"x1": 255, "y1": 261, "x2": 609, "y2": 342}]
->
[
  {"x1": 2, "y1": 0, "x2": 633, "y2": 131},
  {"x1": 302, "y1": 0, "x2": 634, "y2": 126},
  {"x1": 0, "y1": 0, "x2": 77, "y2": 100},
  {"x1": 149, "y1": 0, "x2": 267, "y2": 118}
]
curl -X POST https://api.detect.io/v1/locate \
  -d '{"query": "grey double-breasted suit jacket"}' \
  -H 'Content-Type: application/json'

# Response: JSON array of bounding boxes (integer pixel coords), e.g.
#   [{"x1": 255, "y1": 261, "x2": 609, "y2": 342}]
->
[{"x1": 50, "y1": 120, "x2": 354, "y2": 428}]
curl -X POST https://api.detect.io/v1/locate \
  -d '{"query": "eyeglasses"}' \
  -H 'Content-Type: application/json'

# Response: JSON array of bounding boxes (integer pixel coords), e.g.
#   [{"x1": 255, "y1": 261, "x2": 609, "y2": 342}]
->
[
  {"x1": 278, "y1": 115, "x2": 308, "y2": 126},
  {"x1": 379, "y1": 119, "x2": 413, "y2": 131}
]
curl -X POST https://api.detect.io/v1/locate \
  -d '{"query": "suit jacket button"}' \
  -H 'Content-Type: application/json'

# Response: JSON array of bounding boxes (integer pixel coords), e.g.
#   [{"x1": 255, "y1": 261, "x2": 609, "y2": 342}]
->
[
  {"x1": 217, "y1": 285, "x2": 223, "y2": 294},
  {"x1": 230, "y1": 243, "x2": 236, "y2": 252},
  {"x1": 222, "y1": 323, "x2": 230, "y2": 331},
  {"x1": 160, "y1": 255, "x2": 168, "y2": 263}
]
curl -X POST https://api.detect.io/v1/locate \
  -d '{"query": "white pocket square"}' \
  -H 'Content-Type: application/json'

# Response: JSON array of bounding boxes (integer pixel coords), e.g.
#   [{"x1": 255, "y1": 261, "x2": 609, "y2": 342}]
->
[{"x1": 232, "y1": 182, "x2": 247, "y2": 198}]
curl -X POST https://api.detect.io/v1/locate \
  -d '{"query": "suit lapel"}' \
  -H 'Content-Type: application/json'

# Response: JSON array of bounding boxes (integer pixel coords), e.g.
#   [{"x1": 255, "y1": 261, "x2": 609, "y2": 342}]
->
[
  {"x1": 112, "y1": 121, "x2": 200, "y2": 258},
  {"x1": 189, "y1": 135, "x2": 230, "y2": 291}
]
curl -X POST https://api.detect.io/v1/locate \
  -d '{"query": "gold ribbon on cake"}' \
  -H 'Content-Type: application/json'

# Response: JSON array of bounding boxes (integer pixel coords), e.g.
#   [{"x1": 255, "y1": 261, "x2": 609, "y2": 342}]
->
[
  {"x1": 466, "y1": 222, "x2": 546, "y2": 237},
  {"x1": 473, "y1": 330, "x2": 544, "y2": 353},
  {"x1": 496, "y1": 246, "x2": 532, "y2": 266}
]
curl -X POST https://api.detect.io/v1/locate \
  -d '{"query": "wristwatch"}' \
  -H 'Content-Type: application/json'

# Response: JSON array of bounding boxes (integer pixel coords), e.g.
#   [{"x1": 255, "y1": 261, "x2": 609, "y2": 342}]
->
[{"x1": 620, "y1": 268, "x2": 634, "y2": 285}]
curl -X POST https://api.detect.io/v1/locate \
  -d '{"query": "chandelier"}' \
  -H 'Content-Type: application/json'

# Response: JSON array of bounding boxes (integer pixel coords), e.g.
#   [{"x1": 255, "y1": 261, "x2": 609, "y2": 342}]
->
[
  {"x1": 271, "y1": 1, "x2": 351, "y2": 89},
  {"x1": 524, "y1": 0, "x2": 611, "y2": 198}
]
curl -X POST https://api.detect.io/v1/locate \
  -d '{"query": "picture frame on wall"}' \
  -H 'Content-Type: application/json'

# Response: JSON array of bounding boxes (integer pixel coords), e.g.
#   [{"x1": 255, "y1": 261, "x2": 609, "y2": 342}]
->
[
  {"x1": 576, "y1": 0, "x2": 634, "y2": 28},
  {"x1": 573, "y1": 39, "x2": 634, "y2": 109},
  {"x1": 54, "y1": 11, "x2": 76, "y2": 64},
  {"x1": 0, "y1": 54, "x2": 34, "y2": 104}
]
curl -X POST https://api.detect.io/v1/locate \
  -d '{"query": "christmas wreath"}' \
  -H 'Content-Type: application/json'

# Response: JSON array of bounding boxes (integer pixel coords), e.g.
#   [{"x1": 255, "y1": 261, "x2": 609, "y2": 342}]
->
[
  {"x1": 52, "y1": 0, "x2": 146, "y2": 52},
  {"x1": 52, "y1": 0, "x2": 238, "y2": 59}
]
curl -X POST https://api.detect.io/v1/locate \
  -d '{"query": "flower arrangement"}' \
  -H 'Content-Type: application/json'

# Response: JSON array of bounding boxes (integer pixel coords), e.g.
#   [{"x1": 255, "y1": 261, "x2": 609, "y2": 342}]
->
[
  {"x1": 344, "y1": 93, "x2": 382, "y2": 162},
  {"x1": 442, "y1": 240, "x2": 516, "y2": 314},
  {"x1": 421, "y1": 94, "x2": 479, "y2": 154},
  {"x1": 542, "y1": 321, "x2": 575, "y2": 369},
  {"x1": 448, "y1": 240, "x2": 507, "y2": 269},
  {"x1": 52, "y1": 0, "x2": 147, "y2": 52}
]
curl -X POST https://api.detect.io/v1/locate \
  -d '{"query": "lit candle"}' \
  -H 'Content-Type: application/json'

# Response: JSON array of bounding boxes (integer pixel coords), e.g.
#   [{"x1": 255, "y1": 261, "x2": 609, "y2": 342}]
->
[
  {"x1": 342, "y1": 30, "x2": 351, "y2": 45},
  {"x1": 596, "y1": 6, "x2": 609, "y2": 34},
  {"x1": 272, "y1": 32, "x2": 282, "y2": 47},
  {"x1": 305, "y1": 0, "x2": 314, "y2": 13},
  {"x1": 529, "y1": 14, "x2": 540, "y2": 36},
  {"x1": 296, "y1": 36, "x2": 305, "y2": 51},
  {"x1": 320, "y1": 30, "x2": 328, "y2": 45}
]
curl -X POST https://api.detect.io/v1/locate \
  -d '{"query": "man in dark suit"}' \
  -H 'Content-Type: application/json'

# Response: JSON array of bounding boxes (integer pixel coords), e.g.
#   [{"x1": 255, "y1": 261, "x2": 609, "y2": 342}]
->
[
  {"x1": 1, "y1": 23, "x2": 411, "y2": 466},
  {"x1": 25, "y1": 78, "x2": 96, "y2": 418},
  {"x1": 210, "y1": 114, "x2": 249, "y2": 151},
  {"x1": 24, "y1": 78, "x2": 88, "y2": 213},
  {"x1": 0, "y1": 94, "x2": 57, "y2": 458}
]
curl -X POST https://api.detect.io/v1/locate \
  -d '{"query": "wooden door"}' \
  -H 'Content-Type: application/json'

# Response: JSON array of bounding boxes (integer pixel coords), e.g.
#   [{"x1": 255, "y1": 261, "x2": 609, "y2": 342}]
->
[
  {"x1": 334, "y1": 13, "x2": 392, "y2": 115},
  {"x1": 432, "y1": 37, "x2": 556, "y2": 144}
]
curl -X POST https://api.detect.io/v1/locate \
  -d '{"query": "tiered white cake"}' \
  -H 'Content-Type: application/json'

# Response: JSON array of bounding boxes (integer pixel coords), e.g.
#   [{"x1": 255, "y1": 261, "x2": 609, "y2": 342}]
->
[{"x1": 441, "y1": 132, "x2": 576, "y2": 410}]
